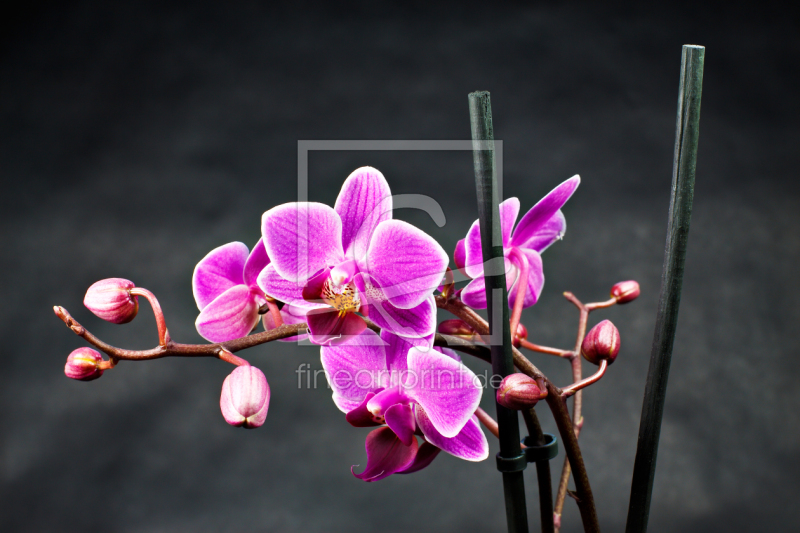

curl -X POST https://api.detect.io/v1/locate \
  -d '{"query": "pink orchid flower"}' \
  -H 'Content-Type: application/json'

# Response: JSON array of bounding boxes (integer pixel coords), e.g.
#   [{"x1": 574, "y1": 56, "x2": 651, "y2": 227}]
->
[
  {"x1": 259, "y1": 167, "x2": 448, "y2": 346},
  {"x1": 456, "y1": 175, "x2": 580, "y2": 309},
  {"x1": 321, "y1": 330, "x2": 488, "y2": 481}
]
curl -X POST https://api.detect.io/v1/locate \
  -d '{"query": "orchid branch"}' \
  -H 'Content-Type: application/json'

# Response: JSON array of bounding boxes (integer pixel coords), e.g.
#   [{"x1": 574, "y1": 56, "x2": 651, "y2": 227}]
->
[{"x1": 53, "y1": 305, "x2": 304, "y2": 363}]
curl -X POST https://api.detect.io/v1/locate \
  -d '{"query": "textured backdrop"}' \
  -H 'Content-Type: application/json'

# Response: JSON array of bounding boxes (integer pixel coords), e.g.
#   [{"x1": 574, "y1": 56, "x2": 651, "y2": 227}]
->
[{"x1": 2, "y1": 2, "x2": 798, "y2": 531}]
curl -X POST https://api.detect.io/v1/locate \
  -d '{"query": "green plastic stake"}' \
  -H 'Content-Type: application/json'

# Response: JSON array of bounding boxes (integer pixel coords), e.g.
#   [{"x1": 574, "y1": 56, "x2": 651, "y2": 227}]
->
[
  {"x1": 468, "y1": 91, "x2": 529, "y2": 533},
  {"x1": 625, "y1": 44, "x2": 705, "y2": 533}
]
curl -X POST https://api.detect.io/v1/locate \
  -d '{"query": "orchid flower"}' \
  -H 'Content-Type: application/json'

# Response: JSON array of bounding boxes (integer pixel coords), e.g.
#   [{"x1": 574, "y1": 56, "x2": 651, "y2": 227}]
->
[
  {"x1": 259, "y1": 167, "x2": 448, "y2": 345},
  {"x1": 456, "y1": 175, "x2": 580, "y2": 310},
  {"x1": 320, "y1": 329, "x2": 488, "y2": 481},
  {"x1": 193, "y1": 239, "x2": 308, "y2": 343}
]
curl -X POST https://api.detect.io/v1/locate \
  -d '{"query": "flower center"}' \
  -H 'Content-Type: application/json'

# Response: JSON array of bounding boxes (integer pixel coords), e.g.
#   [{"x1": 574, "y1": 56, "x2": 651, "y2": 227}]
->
[{"x1": 321, "y1": 278, "x2": 361, "y2": 316}]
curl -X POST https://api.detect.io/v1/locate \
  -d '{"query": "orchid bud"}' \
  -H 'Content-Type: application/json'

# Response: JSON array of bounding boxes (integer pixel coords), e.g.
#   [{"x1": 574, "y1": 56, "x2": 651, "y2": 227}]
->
[
  {"x1": 220, "y1": 365, "x2": 270, "y2": 429},
  {"x1": 437, "y1": 319, "x2": 474, "y2": 337},
  {"x1": 64, "y1": 347, "x2": 104, "y2": 381},
  {"x1": 84, "y1": 278, "x2": 139, "y2": 324},
  {"x1": 581, "y1": 319, "x2": 620, "y2": 365},
  {"x1": 610, "y1": 280, "x2": 640, "y2": 304},
  {"x1": 512, "y1": 323, "x2": 528, "y2": 347},
  {"x1": 496, "y1": 373, "x2": 542, "y2": 410}
]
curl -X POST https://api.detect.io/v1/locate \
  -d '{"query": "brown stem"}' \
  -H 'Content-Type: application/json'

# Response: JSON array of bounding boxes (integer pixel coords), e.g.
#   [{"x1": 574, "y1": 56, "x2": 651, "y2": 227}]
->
[
  {"x1": 266, "y1": 300, "x2": 283, "y2": 328},
  {"x1": 545, "y1": 381, "x2": 600, "y2": 533},
  {"x1": 54, "y1": 305, "x2": 306, "y2": 361},
  {"x1": 129, "y1": 288, "x2": 168, "y2": 346},
  {"x1": 561, "y1": 360, "x2": 608, "y2": 398},
  {"x1": 519, "y1": 338, "x2": 571, "y2": 357},
  {"x1": 507, "y1": 247, "x2": 529, "y2": 342},
  {"x1": 474, "y1": 406, "x2": 500, "y2": 439},
  {"x1": 435, "y1": 295, "x2": 545, "y2": 379}
]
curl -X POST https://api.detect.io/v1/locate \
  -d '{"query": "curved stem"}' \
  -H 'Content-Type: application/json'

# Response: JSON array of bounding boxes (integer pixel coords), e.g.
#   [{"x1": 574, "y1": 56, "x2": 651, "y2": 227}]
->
[
  {"x1": 545, "y1": 381, "x2": 600, "y2": 533},
  {"x1": 561, "y1": 360, "x2": 608, "y2": 398},
  {"x1": 475, "y1": 406, "x2": 500, "y2": 439},
  {"x1": 519, "y1": 338, "x2": 571, "y2": 357},
  {"x1": 507, "y1": 247, "x2": 530, "y2": 342},
  {"x1": 435, "y1": 295, "x2": 545, "y2": 379},
  {"x1": 129, "y1": 288, "x2": 168, "y2": 346},
  {"x1": 54, "y1": 305, "x2": 306, "y2": 361},
  {"x1": 266, "y1": 300, "x2": 283, "y2": 328}
]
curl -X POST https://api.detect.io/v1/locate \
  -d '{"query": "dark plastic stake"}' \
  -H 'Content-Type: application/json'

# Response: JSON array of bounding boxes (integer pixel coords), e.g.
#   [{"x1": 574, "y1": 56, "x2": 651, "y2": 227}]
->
[
  {"x1": 468, "y1": 91, "x2": 529, "y2": 533},
  {"x1": 625, "y1": 45, "x2": 705, "y2": 533}
]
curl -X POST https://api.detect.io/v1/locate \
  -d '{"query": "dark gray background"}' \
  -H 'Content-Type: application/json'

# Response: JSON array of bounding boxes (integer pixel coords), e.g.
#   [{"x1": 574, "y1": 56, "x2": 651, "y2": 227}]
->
[{"x1": 2, "y1": 1, "x2": 798, "y2": 531}]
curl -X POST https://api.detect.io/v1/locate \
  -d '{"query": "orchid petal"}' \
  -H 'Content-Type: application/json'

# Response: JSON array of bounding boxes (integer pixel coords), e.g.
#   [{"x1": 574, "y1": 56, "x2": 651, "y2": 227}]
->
[
  {"x1": 385, "y1": 403, "x2": 416, "y2": 446},
  {"x1": 396, "y1": 442, "x2": 442, "y2": 474},
  {"x1": 367, "y1": 295, "x2": 437, "y2": 340},
  {"x1": 404, "y1": 348, "x2": 482, "y2": 438},
  {"x1": 261, "y1": 202, "x2": 344, "y2": 283},
  {"x1": 195, "y1": 285, "x2": 260, "y2": 342},
  {"x1": 462, "y1": 198, "x2": 520, "y2": 278},
  {"x1": 459, "y1": 262, "x2": 517, "y2": 310},
  {"x1": 366, "y1": 385, "x2": 410, "y2": 416},
  {"x1": 262, "y1": 304, "x2": 309, "y2": 342},
  {"x1": 335, "y1": 167, "x2": 393, "y2": 260},
  {"x1": 361, "y1": 220, "x2": 449, "y2": 309},
  {"x1": 306, "y1": 308, "x2": 368, "y2": 346},
  {"x1": 345, "y1": 391, "x2": 385, "y2": 427},
  {"x1": 435, "y1": 346, "x2": 461, "y2": 363},
  {"x1": 192, "y1": 242, "x2": 249, "y2": 310},
  {"x1": 499, "y1": 197, "x2": 520, "y2": 247},
  {"x1": 517, "y1": 210, "x2": 566, "y2": 253},
  {"x1": 417, "y1": 409, "x2": 488, "y2": 461},
  {"x1": 332, "y1": 393, "x2": 362, "y2": 413},
  {"x1": 511, "y1": 175, "x2": 579, "y2": 247},
  {"x1": 352, "y1": 427, "x2": 418, "y2": 482},
  {"x1": 243, "y1": 237, "x2": 271, "y2": 289},
  {"x1": 257, "y1": 265, "x2": 327, "y2": 310},
  {"x1": 453, "y1": 239, "x2": 467, "y2": 276},
  {"x1": 320, "y1": 329, "x2": 387, "y2": 408},
  {"x1": 508, "y1": 249, "x2": 545, "y2": 310},
  {"x1": 463, "y1": 220, "x2": 484, "y2": 279},
  {"x1": 380, "y1": 330, "x2": 434, "y2": 378}
]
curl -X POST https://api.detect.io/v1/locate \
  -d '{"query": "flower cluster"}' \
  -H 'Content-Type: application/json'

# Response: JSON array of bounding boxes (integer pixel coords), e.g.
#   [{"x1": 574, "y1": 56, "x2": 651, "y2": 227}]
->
[{"x1": 59, "y1": 165, "x2": 637, "y2": 487}]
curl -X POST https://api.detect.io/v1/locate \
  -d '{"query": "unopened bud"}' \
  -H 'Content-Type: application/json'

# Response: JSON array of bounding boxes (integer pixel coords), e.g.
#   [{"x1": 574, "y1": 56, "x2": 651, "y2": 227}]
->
[
  {"x1": 610, "y1": 280, "x2": 640, "y2": 304},
  {"x1": 581, "y1": 319, "x2": 620, "y2": 365},
  {"x1": 64, "y1": 347, "x2": 104, "y2": 381},
  {"x1": 496, "y1": 373, "x2": 542, "y2": 410},
  {"x1": 84, "y1": 278, "x2": 139, "y2": 324},
  {"x1": 220, "y1": 365, "x2": 270, "y2": 429},
  {"x1": 512, "y1": 323, "x2": 528, "y2": 347},
  {"x1": 437, "y1": 319, "x2": 474, "y2": 337}
]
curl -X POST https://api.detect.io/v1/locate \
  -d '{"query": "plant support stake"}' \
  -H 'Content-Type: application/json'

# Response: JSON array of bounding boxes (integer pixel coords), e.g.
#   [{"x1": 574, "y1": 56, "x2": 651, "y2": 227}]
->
[
  {"x1": 625, "y1": 44, "x2": 705, "y2": 533},
  {"x1": 469, "y1": 91, "x2": 529, "y2": 533}
]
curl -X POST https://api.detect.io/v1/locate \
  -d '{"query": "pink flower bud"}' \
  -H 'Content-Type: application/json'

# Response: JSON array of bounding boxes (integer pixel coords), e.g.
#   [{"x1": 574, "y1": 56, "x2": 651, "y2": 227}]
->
[
  {"x1": 220, "y1": 365, "x2": 270, "y2": 429},
  {"x1": 84, "y1": 278, "x2": 139, "y2": 324},
  {"x1": 610, "y1": 280, "x2": 640, "y2": 304},
  {"x1": 437, "y1": 319, "x2": 475, "y2": 337},
  {"x1": 496, "y1": 373, "x2": 542, "y2": 410},
  {"x1": 64, "y1": 347, "x2": 104, "y2": 381},
  {"x1": 512, "y1": 323, "x2": 528, "y2": 347},
  {"x1": 581, "y1": 319, "x2": 620, "y2": 365}
]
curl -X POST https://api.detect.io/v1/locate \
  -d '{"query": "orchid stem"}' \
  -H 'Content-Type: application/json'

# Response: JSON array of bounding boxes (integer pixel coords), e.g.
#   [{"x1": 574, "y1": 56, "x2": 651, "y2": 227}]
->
[
  {"x1": 218, "y1": 348, "x2": 249, "y2": 367},
  {"x1": 129, "y1": 287, "x2": 169, "y2": 346},
  {"x1": 561, "y1": 360, "x2": 608, "y2": 398},
  {"x1": 475, "y1": 406, "x2": 500, "y2": 439},
  {"x1": 53, "y1": 305, "x2": 305, "y2": 361},
  {"x1": 508, "y1": 247, "x2": 529, "y2": 342},
  {"x1": 266, "y1": 300, "x2": 283, "y2": 328}
]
